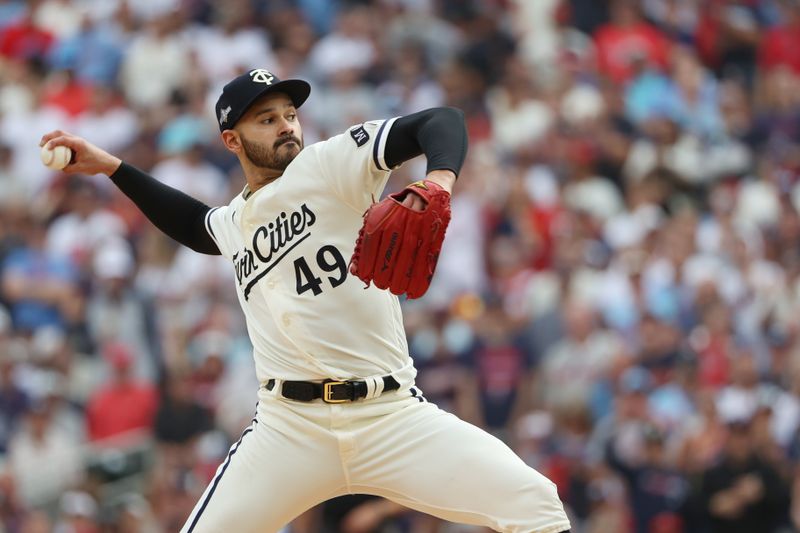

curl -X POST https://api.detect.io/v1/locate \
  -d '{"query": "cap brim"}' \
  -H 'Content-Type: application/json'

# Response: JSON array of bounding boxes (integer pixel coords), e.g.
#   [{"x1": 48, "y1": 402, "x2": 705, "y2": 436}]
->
[{"x1": 239, "y1": 79, "x2": 311, "y2": 121}]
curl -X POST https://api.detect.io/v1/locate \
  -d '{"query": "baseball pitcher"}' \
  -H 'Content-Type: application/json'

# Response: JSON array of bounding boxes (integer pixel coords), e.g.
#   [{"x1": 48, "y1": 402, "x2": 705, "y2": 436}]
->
[{"x1": 40, "y1": 69, "x2": 571, "y2": 533}]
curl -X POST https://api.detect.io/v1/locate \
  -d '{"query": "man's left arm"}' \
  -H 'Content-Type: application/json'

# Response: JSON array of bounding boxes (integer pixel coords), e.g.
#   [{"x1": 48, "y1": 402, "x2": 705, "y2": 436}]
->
[
  {"x1": 349, "y1": 107, "x2": 468, "y2": 298},
  {"x1": 383, "y1": 107, "x2": 468, "y2": 197}
]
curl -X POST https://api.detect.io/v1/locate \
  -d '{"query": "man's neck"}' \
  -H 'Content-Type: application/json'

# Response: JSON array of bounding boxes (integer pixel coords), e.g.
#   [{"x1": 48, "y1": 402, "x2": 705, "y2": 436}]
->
[{"x1": 244, "y1": 166, "x2": 283, "y2": 195}]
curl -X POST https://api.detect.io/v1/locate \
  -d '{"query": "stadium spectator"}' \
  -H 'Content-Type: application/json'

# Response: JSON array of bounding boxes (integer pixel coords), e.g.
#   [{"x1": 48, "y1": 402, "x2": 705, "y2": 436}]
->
[
  {"x1": 1, "y1": 215, "x2": 81, "y2": 333},
  {"x1": 759, "y1": 0, "x2": 800, "y2": 75},
  {"x1": 86, "y1": 238, "x2": 161, "y2": 381},
  {"x1": 0, "y1": 8, "x2": 53, "y2": 61},
  {"x1": 594, "y1": 0, "x2": 671, "y2": 84},
  {"x1": 7, "y1": 396, "x2": 84, "y2": 507},
  {"x1": 45, "y1": 176, "x2": 127, "y2": 273},
  {"x1": 119, "y1": 10, "x2": 191, "y2": 109},
  {"x1": 84, "y1": 342, "x2": 158, "y2": 443},
  {"x1": 153, "y1": 369, "x2": 213, "y2": 446},
  {"x1": 696, "y1": 417, "x2": 790, "y2": 533}
]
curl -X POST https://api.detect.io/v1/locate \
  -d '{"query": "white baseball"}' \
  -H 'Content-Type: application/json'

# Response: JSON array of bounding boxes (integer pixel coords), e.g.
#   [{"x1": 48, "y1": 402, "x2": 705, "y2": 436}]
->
[{"x1": 40, "y1": 144, "x2": 73, "y2": 170}]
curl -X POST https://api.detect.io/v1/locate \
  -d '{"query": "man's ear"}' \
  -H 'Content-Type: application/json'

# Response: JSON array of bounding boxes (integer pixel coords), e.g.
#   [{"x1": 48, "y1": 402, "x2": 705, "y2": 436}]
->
[{"x1": 221, "y1": 130, "x2": 242, "y2": 154}]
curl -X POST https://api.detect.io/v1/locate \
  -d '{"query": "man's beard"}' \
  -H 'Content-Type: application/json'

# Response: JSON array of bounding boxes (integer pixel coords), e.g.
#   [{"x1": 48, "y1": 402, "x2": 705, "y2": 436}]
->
[{"x1": 241, "y1": 133, "x2": 303, "y2": 171}]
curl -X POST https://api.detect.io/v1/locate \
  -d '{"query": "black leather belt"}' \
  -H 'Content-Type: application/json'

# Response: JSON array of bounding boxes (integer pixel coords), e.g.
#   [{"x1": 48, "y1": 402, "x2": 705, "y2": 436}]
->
[{"x1": 266, "y1": 376, "x2": 400, "y2": 403}]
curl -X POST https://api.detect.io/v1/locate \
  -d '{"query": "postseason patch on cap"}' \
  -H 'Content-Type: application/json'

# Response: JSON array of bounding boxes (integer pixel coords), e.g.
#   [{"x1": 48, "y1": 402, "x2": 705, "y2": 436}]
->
[
  {"x1": 349, "y1": 125, "x2": 369, "y2": 147},
  {"x1": 219, "y1": 105, "x2": 232, "y2": 126}
]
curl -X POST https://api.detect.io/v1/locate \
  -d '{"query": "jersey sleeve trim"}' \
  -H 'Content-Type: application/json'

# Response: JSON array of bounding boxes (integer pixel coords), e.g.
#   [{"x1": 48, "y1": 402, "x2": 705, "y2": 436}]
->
[
  {"x1": 204, "y1": 206, "x2": 220, "y2": 243},
  {"x1": 372, "y1": 117, "x2": 398, "y2": 171}
]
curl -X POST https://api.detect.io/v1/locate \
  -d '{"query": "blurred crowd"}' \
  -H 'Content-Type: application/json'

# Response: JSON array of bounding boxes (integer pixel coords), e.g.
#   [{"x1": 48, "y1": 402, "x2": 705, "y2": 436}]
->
[{"x1": 4, "y1": 0, "x2": 800, "y2": 531}]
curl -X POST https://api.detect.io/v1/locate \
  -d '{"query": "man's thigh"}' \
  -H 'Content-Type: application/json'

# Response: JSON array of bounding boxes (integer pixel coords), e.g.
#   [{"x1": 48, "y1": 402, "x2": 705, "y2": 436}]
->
[
  {"x1": 180, "y1": 401, "x2": 346, "y2": 533},
  {"x1": 349, "y1": 398, "x2": 571, "y2": 533}
]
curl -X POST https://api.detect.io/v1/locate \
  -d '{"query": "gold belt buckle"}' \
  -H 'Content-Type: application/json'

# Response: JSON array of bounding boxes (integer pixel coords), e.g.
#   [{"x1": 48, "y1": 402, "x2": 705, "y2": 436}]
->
[{"x1": 323, "y1": 381, "x2": 348, "y2": 403}]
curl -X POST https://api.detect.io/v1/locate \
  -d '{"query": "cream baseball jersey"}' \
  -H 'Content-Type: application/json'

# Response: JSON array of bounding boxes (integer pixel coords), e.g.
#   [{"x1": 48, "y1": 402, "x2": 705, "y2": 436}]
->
[{"x1": 203, "y1": 118, "x2": 416, "y2": 384}]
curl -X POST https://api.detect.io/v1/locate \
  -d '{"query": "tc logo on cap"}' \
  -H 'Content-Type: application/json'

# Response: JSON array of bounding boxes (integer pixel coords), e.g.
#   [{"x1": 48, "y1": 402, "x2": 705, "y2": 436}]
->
[{"x1": 250, "y1": 69, "x2": 275, "y2": 85}]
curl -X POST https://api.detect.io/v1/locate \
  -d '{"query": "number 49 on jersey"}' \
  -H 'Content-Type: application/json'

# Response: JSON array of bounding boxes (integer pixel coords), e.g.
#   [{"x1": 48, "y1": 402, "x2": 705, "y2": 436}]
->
[{"x1": 294, "y1": 245, "x2": 347, "y2": 296}]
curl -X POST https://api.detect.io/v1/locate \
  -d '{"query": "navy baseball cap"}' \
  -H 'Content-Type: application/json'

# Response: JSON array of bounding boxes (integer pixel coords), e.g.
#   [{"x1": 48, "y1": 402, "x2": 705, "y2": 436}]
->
[{"x1": 215, "y1": 69, "x2": 311, "y2": 132}]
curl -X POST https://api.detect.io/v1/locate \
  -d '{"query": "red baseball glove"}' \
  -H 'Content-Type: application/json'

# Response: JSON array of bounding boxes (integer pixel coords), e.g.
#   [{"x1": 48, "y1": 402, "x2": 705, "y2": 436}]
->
[{"x1": 349, "y1": 180, "x2": 451, "y2": 299}]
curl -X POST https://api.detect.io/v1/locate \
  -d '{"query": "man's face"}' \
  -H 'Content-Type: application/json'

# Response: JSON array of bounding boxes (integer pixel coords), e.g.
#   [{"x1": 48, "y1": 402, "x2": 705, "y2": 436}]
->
[{"x1": 235, "y1": 92, "x2": 304, "y2": 171}]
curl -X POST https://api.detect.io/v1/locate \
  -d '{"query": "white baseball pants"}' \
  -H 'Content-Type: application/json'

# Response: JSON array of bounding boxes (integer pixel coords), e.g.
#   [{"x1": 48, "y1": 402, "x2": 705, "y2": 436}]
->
[{"x1": 180, "y1": 385, "x2": 571, "y2": 533}]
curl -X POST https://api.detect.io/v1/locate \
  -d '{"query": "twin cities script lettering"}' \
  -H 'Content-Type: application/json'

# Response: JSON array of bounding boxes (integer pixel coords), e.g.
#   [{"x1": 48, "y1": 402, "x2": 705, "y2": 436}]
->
[{"x1": 234, "y1": 203, "x2": 316, "y2": 299}]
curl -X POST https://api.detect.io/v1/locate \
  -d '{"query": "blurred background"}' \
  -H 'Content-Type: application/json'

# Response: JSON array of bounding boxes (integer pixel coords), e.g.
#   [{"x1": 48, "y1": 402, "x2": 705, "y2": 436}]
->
[{"x1": 2, "y1": 0, "x2": 800, "y2": 531}]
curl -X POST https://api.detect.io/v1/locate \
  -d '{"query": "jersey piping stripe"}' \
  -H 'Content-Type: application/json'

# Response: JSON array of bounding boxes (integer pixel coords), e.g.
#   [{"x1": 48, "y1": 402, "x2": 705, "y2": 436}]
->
[
  {"x1": 372, "y1": 121, "x2": 388, "y2": 171},
  {"x1": 372, "y1": 117, "x2": 398, "y2": 171},
  {"x1": 243, "y1": 231, "x2": 312, "y2": 300},
  {"x1": 204, "y1": 207, "x2": 220, "y2": 242},
  {"x1": 186, "y1": 421, "x2": 256, "y2": 532},
  {"x1": 410, "y1": 387, "x2": 426, "y2": 403}
]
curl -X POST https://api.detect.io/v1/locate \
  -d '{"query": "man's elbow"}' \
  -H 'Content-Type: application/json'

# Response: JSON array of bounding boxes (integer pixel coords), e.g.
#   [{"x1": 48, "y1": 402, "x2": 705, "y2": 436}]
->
[{"x1": 435, "y1": 106, "x2": 465, "y2": 125}]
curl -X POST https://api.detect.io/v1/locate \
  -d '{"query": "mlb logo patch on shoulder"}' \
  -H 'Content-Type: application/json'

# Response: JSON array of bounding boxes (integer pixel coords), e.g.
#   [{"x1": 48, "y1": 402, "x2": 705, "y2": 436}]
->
[{"x1": 349, "y1": 125, "x2": 369, "y2": 147}]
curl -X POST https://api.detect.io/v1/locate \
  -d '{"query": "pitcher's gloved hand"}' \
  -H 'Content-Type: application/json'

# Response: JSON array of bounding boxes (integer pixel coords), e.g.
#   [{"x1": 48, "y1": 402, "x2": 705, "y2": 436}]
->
[{"x1": 349, "y1": 180, "x2": 451, "y2": 299}]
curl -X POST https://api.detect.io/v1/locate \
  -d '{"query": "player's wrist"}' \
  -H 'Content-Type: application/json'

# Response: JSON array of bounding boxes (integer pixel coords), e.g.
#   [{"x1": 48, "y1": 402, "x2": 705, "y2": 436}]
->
[
  {"x1": 424, "y1": 169, "x2": 456, "y2": 194},
  {"x1": 102, "y1": 155, "x2": 123, "y2": 177},
  {"x1": 100, "y1": 154, "x2": 122, "y2": 177}
]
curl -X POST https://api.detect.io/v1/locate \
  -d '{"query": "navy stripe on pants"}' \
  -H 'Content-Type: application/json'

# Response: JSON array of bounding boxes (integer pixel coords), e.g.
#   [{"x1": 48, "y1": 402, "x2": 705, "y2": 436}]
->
[{"x1": 187, "y1": 420, "x2": 257, "y2": 532}]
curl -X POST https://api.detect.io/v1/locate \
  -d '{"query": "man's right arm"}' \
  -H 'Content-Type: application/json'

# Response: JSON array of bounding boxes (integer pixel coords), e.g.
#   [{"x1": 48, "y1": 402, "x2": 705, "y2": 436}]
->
[
  {"x1": 109, "y1": 163, "x2": 220, "y2": 255},
  {"x1": 39, "y1": 130, "x2": 220, "y2": 255}
]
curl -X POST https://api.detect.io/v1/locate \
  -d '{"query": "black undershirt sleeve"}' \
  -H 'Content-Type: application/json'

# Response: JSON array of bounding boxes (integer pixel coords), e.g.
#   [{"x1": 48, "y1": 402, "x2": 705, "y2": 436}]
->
[
  {"x1": 109, "y1": 162, "x2": 221, "y2": 255},
  {"x1": 383, "y1": 107, "x2": 468, "y2": 176}
]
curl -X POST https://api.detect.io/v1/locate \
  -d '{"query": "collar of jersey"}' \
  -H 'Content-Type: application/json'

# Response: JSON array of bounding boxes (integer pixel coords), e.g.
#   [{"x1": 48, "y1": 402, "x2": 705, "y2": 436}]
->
[{"x1": 241, "y1": 185, "x2": 252, "y2": 201}]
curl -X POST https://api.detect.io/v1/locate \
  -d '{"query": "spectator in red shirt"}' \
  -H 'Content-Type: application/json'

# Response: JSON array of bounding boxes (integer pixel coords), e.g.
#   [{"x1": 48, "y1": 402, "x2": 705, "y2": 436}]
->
[
  {"x1": 85, "y1": 342, "x2": 158, "y2": 443},
  {"x1": 695, "y1": 0, "x2": 761, "y2": 86},
  {"x1": 39, "y1": 70, "x2": 94, "y2": 118},
  {"x1": 759, "y1": 0, "x2": 800, "y2": 75},
  {"x1": 594, "y1": 0, "x2": 671, "y2": 84},
  {"x1": 0, "y1": 10, "x2": 53, "y2": 60}
]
